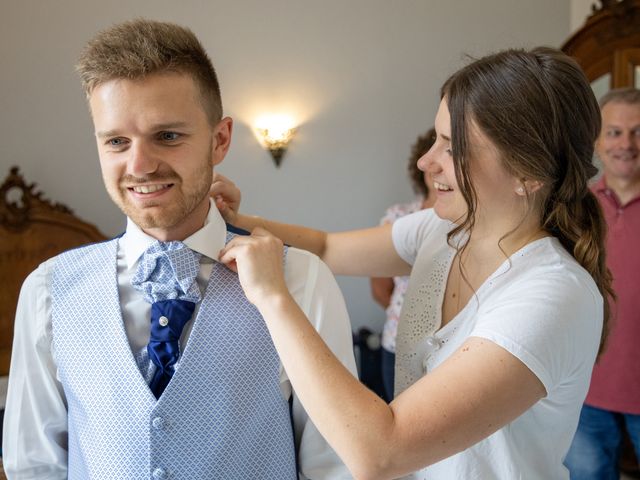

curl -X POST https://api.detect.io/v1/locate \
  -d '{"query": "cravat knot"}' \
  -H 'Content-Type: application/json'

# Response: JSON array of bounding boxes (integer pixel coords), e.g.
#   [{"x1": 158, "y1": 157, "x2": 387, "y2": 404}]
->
[
  {"x1": 131, "y1": 241, "x2": 202, "y2": 304},
  {"x1": 131, "y1": 241, "x2": 202, "y2": 399}
]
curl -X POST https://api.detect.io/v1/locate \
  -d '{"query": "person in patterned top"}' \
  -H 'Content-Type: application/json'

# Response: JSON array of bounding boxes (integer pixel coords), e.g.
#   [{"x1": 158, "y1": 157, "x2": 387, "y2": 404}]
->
[{"x1": 370, "y1": 128, "x2": 436, "y2": 401}]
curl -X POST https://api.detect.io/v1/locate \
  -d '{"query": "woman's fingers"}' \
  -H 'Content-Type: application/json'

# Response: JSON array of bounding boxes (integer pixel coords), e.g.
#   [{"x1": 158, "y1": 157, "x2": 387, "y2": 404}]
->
[
  {"x1": 218, "y1": 230, "x2": 287, "y2": 306},
  {"x1": 250, "y1": 226, "x2": 272, "y2": 238},
  {"x1": 211, "y1": 172, "x2": 232, "y2": 185},
  {"x1": 211, "y1": 172, "x2": 242, "y2": 223},
  {"x1": 219, "y1": 228, "x2": 278, "y2": 257}
]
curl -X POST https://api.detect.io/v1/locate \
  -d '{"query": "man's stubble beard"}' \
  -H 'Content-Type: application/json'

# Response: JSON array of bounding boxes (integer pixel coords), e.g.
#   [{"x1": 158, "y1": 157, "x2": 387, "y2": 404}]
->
[{"x1": 107, "y1": 154, "x2": 214, "y2": 231}]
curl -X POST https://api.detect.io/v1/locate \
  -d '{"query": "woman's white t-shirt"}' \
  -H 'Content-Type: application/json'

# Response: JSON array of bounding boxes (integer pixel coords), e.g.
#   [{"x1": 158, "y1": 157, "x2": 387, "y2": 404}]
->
[{"x1": 391, "y1": 209, "x2": 603, "y2": 480}]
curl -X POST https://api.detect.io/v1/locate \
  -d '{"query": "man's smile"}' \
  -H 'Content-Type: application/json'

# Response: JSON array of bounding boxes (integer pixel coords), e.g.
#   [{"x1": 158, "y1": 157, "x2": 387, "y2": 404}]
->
[{"x1": 129, "y1": 183, "x2": 173, "y2": 194}]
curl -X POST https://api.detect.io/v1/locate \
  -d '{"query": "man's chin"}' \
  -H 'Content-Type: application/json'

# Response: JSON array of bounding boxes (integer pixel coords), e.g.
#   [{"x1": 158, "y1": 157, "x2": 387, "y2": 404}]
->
[
  {"x1": 606, "y1": 164, "x2": 640, "y2": 180},
  {"x1": 130, "y1": 215, "x2": 171, "y2": 230},
  {"x1": 112, "y1": 188, "x2": 209, "y2": 234},
  {"x1": 120, "y1": 205, "x2": 178, "y2": 230}
]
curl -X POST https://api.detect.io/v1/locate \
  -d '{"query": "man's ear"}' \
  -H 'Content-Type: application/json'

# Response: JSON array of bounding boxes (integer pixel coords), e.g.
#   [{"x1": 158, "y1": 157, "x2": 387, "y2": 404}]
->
[{"x1": 211, "y1": 117, "x2": 233, "y2": 166}]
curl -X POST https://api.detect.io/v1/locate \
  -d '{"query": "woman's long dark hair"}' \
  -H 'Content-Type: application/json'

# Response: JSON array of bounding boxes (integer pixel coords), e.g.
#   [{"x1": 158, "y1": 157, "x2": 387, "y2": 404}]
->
[{"x1": 442, "y1": 47, "x2": 613, "y2": 354}]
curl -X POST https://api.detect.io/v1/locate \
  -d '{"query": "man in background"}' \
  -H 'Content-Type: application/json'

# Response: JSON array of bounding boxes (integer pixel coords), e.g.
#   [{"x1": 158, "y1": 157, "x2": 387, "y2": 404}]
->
[{"x1": 566, "y1": 88, "x2": 640, "y2": 479}]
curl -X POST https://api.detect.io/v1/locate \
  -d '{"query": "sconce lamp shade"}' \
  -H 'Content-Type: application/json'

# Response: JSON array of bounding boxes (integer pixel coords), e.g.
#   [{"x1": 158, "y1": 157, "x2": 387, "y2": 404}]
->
[
  {"x1": 268, "y1": 146, "x2": 287, "y2": 167},
  {"x1": 255, "y1": 115, "x2": 297, "y2": 167}
]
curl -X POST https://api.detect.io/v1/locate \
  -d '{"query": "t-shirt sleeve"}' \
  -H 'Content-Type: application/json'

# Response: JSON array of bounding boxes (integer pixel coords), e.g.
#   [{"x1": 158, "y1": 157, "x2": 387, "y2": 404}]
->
[
  {"x1": 391, "y1": 209, "x2": 446, "y2": 266},
  {"x1": 470, "y1": 271, "x2": 603, "y2": 394}
]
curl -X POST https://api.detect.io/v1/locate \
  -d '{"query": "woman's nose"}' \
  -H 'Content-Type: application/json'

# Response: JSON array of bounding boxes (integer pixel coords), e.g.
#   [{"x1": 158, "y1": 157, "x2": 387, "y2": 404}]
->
[
  {"x1": 418, "y1": 148, "x2": 442, "y2": 175},
  {"x1": 417, "y1": 152, "x2": 430, "y2": 172}
]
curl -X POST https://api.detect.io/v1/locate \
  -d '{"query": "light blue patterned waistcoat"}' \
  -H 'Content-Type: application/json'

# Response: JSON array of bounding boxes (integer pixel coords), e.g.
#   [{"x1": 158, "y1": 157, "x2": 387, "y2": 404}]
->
[{"x1": 51, "y1": 234, "x2": 297, "y2": 480}]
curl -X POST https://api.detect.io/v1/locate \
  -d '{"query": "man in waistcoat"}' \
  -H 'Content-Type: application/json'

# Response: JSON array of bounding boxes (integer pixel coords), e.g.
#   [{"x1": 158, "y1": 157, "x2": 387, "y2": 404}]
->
[
  {"x1": 3, "y1": 19, "x2": 357, "y2": 479},
  {"x1": 565, "y1": 88, "x2": 640, "y2": 478}
]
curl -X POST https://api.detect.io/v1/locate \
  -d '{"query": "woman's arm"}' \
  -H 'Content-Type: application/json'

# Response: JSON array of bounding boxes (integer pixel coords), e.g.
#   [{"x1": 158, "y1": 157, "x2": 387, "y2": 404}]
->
[
  {"x1": 212, "y1": 173, "x2": 411, "y2": 277},
  {"x1": 219, "y1": 229, "x2": 546, "y2": 480}
]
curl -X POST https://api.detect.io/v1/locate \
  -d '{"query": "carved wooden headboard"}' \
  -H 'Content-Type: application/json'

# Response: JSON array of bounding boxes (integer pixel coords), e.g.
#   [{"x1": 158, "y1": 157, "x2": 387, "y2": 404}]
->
[
  {"x1": 562, "y1": 0, "x2": 640, "y2": 87},
  {"x1": 0, "y1": 167, "x2": 107, "y2": 375}
]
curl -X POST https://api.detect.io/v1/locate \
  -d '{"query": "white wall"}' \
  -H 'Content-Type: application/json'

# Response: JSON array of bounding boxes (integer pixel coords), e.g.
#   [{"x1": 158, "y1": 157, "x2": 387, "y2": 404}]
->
[
  {"x1": 570, "y1": 0, "x2": 595, "y2": 32},
  {"x1": 1, "y1": 0, "x2": 572, "y2": 331}
]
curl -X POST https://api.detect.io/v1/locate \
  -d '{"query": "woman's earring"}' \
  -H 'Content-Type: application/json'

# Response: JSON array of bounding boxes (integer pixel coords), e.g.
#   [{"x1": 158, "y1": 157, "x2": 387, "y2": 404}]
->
[{"x1": 516, "y1": 186, "x2": 525, "y2": 195}]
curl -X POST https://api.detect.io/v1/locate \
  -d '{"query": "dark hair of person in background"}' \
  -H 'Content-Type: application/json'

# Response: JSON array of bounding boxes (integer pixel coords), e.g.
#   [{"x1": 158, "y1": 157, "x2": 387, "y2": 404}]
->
[{"x1": 408, "y1": 128, "x2": 436, "y2": 197}]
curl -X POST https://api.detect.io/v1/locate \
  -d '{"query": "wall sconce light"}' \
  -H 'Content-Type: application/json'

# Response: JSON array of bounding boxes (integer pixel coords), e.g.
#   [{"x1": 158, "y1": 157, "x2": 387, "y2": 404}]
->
[{"x1": 255, "y1": 115, "x2": 297, "y2": 167}]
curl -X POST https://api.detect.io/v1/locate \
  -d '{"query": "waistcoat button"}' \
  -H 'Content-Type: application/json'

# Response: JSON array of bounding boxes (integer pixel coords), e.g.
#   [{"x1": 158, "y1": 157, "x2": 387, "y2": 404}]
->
[
  {"x1": 152, "y1": 467, "x2": 168, "y2": 479},
  {"x1": 152, "y1": 416, "x2": 166, "y2": 430}
]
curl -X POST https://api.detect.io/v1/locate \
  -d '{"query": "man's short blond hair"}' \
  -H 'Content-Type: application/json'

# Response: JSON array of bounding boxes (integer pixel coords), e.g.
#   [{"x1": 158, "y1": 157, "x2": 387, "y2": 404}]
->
[{"x1": 76, "y1": 18, "x2": 222, "y2": 124}]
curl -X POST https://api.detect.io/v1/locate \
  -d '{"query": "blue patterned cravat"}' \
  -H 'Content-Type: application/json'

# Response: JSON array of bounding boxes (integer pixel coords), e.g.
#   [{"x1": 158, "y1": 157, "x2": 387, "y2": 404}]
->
[{"x1": 131, "y1": 241, "x2": 202, "y2": 399}]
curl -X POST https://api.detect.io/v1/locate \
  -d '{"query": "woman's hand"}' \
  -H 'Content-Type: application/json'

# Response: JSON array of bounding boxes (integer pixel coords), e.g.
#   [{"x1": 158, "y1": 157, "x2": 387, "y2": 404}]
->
[
  {"x1": 211, "y1": 172, "x2": 241, "y2": 224},
  {"x1": 218, "y1": 227, "x2": 291, "y2": 308}
]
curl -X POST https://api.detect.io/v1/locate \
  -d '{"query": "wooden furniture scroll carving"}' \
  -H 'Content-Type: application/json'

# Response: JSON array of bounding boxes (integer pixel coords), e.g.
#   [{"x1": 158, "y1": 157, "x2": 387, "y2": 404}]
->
[
  {"x1": 0, "y1": 166, "x2": 107, "y2": 376},
  {"x1": 562, "y1": 0, "x2": 640, "y2": 87}
]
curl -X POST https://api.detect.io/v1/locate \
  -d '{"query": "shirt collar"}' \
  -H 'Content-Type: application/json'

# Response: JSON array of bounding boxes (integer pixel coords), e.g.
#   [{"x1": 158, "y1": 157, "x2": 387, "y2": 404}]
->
[{"x1": 121, "y1": 199, "x2": 227, "y2": 270}]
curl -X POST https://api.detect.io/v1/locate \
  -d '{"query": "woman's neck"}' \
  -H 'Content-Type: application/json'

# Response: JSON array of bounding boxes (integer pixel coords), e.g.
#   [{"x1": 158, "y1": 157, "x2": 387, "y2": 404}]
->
[{"x1": 462, "y1": 213, "x2": 547, "y2": 264}]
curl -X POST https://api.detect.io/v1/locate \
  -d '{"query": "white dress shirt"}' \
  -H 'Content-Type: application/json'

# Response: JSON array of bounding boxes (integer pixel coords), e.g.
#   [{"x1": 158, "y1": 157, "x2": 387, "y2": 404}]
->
[{"x1": 3, "y1": 201, "x2": 357, "y2": 479}]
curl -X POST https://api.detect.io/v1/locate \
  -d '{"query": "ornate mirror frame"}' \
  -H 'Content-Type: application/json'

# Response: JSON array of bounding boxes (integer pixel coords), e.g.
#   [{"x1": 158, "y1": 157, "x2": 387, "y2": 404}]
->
[
  {"x1": 562, "y1": 0, "x2": 640, "y2": 88},
  {"x1": 0, "y1": 167, "x2": 106, "y2": 375}
]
